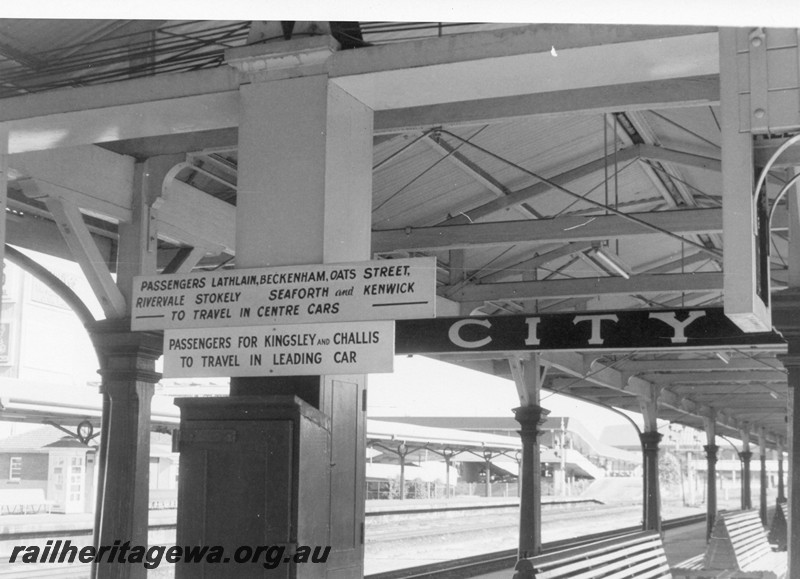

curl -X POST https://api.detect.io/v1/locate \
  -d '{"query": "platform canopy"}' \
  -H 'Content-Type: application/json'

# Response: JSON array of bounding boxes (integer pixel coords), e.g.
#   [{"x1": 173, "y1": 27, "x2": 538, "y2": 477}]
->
[{"x1": 0, "y1": 20, "x2": 795, "y2": 450}]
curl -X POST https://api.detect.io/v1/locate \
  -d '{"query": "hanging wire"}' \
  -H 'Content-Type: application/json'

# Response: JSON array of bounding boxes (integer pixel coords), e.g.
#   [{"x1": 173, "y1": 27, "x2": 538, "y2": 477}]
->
[
  {"x1": 372, "y1": 126, "x2": 488, "y2": 215},
  {"x1": 372, "y1": 129, "x2": 438, "y2": 171},
  {"x1": 552, "y1": 159, "x2": 638, "y2": 218}
]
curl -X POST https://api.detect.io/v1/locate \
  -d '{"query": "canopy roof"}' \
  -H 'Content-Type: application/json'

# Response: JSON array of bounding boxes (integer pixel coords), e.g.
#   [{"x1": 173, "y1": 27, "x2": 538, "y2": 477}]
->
[{"x1": 0, "y1": 20, "x2": 794, "y2": 449}]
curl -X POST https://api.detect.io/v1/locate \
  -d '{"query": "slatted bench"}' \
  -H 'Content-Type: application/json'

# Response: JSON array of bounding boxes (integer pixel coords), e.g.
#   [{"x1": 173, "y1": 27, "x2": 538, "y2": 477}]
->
[
  {"x1": 0, "y1": 488, "x2": 54, "y2": 515},
  {"x1": 513, "y1": 530, "x2": 672, "y2": 579},
  {"x1": 672, "y1": 510, "x2": 786, "y2": 579}
]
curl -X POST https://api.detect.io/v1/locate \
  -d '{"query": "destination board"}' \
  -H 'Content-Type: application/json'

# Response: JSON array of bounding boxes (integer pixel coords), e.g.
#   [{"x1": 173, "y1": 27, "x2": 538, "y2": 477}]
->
[
  {"x1": 394, "y1": 307, "x2": 783, "y2": 354},
  {"x1": 163, "y1": 321, "x2": 394, "y2": 378},
  {"x1": 131, "y1": 257, "x2": 435, "y2": 331}
]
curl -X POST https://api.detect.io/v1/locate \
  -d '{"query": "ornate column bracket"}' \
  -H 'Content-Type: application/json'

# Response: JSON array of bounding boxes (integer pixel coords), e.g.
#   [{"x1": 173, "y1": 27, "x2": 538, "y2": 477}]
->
[
  {"x1": 513, "y1": 405, "x2": 550, "y2": 445},
  {"x1": 640, "y1": 431, "x2": 664, "y2": 455}
]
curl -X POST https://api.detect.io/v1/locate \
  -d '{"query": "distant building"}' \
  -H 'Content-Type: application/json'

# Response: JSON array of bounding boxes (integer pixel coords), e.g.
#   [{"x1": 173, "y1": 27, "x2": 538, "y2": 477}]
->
[{"x1": 0, "y1": 426, "x2": 96, "y2": 514}]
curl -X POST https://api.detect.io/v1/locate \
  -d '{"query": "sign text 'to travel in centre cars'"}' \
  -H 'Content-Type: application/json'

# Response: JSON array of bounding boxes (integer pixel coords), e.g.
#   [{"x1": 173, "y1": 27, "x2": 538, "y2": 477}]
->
[{"x1": 131, "y1": 257, "x2": 436, "y2": 331}]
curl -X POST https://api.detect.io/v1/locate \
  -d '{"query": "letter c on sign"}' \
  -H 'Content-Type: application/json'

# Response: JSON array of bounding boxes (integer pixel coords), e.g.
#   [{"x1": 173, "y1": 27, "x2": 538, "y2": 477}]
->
[{"x1": 448, "y1": 319, "x2": 492, "y2": 349}]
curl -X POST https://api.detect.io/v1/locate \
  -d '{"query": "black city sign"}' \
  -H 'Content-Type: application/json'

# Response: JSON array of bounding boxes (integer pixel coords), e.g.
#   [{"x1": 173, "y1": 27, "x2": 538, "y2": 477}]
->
[{"x1": 395, "y1": 307, "x2": 783, "y2": 354}]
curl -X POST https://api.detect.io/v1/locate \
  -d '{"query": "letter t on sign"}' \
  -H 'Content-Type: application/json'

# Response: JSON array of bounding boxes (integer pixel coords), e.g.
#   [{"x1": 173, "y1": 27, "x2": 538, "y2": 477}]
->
[{"x1": 573, "y1": 315, "x2": 618, "y2": 345}]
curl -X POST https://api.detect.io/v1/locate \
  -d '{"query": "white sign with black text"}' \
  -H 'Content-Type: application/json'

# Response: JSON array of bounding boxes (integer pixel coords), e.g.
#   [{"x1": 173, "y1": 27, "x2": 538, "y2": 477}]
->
[
  {"x1": 132, "y1": 257, "x2": 435, "y2": 331},
  {"x1": 163, "y1": 321, "x2": 394, "y2": 378}
]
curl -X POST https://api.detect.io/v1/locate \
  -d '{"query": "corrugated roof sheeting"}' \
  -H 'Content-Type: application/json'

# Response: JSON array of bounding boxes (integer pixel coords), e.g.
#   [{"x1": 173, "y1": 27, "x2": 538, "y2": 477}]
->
[{"x1": 462, "y1": 115, "x2": 612, "y2": 182}]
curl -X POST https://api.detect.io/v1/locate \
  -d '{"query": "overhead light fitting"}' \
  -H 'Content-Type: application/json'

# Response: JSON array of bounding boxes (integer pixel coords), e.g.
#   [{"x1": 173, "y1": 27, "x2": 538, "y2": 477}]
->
[{"x1": 592, "y1": 248, "x2": 631, "y2": 279}]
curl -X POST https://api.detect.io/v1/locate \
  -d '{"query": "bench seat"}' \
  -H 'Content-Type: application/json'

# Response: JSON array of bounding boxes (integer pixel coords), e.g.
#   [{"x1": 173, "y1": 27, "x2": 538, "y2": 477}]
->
[
  {"x1": 672, "y1": 510, "x2": 786, "y2": 579},
  {"x1": 514, "y1": 530, "x2": 672, "y2": 579}
]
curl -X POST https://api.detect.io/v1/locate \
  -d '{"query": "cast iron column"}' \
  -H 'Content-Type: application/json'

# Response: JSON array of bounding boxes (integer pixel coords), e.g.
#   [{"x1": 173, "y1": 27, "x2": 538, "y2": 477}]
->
[
  {"x1": 640, "y1": 431, "x2": 663, "y2": 532},
  {"x1": 513, "y1": 405, "x2": 549, "y2": 559},
  {"x1": 760, "y1": 451, "x2": 768, "y2": 524},
  {"x1": 778, "y1": 447, "x2": 786, "y2": 503},
  {"x1": 704, "y1": 444, "x2": 719, "y2": 541},
  {"x1": 483, "y1": 450, "x2": 494, "y2": 498},
  {"x1": 89, "y1": 318, "x2": 162, "y2": 579},
  {"x1": 397, "y1": 443, "x2": 408, "y2": 501},
  {"x1": 741, "y1": 450, "x2": 753, "y2": 510}
]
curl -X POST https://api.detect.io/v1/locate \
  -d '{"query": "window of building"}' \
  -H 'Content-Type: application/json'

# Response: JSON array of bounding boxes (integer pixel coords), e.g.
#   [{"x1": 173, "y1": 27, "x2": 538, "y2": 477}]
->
[{"x1": 9, "y1": 457, "x2": 21, "y2": 482}]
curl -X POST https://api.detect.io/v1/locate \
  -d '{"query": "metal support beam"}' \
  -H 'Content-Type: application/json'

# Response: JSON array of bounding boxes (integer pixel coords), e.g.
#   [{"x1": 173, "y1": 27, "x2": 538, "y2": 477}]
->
[
  {"x1": 374, "y1": 208, "x2": 724, "y2": 254},
  {"x1": 447, "y1": 272, "x2": 723, "y2": 303}
]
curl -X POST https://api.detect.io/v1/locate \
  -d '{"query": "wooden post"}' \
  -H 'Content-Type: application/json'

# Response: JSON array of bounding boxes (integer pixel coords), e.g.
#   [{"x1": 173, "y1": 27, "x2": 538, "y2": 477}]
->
[{"x1": 189, "y1": 38, "x2": 376, "y2": 578}]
